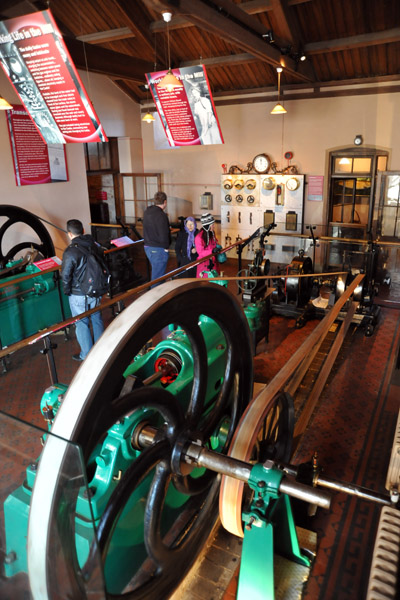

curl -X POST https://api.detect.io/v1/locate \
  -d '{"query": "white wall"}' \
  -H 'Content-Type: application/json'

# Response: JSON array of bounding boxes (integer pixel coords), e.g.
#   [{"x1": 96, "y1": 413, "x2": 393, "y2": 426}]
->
[
  {"x1": 0, "y1": 68, "x2": 141, "y2": 258},
  {"x1": 141, "y1": 91, "x2": 400, "y2": 230}
]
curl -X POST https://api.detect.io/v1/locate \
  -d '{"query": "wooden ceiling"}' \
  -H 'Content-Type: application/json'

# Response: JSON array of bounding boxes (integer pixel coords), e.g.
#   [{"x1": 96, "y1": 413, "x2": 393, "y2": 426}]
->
[{"x1": 1, "y1": 0, "x2": 400, "y2": 107}]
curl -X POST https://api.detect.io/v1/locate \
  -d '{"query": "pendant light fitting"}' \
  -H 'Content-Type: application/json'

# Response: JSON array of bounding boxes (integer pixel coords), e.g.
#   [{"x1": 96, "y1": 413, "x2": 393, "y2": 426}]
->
[
  {"x1": 270, "y1": 67, "x2": 287, "y2": 115},
  {"x1": 158, "y1": 13, "x2": 183, "y2": 92},
  {"x1": 0, "y1": 95, "x2": 12, "y2": 110}
]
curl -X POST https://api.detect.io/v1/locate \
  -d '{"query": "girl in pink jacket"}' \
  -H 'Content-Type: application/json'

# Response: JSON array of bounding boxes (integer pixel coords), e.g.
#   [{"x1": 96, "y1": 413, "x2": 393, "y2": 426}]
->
[{"x1": 194, "y1": 213, "x2": 220, "y2": 278}]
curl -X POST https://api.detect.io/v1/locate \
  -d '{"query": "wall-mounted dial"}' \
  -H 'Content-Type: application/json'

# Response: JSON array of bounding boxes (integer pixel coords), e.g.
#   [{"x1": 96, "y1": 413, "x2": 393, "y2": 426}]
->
[
  {"x1": 262, "y1": 177, "x2": 276, "y2": 190},
  {"x1": 245, "y1": 179, "x2": 256, "y2": 190},
  {"x1": 286, "y1": 177, "x2": 300, "y2": 191},
  {"x1": 252, "y1": 153, "x2": 271, "y2": 174}
]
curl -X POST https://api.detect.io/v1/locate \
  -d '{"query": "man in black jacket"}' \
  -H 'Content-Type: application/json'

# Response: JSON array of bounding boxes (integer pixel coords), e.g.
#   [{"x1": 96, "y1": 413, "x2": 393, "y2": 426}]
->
[
  {"x1": 143, "y1": 191, "x2": 171, "y2": 286},
  {"x1": 61, "y1": 219, "x2": 104, "y2": 361}
]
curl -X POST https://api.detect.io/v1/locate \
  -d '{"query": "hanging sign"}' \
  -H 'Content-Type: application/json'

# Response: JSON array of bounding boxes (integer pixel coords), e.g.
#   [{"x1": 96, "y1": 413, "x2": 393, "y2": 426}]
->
[
  {"x1": 0, "y1": 9, "x2": 107, "y2": 143},
  {"x1": 146, "y1": 65, "x2": 224, "y2": 147},
  {"x1": 6, "y1": 104, "x2": 68, "y2": 186}
]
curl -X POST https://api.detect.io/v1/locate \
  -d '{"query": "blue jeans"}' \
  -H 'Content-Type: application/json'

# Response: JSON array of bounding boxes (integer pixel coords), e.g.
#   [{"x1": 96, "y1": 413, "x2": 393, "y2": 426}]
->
[
  {"x1": 145, "y1": 246, "x2": 169, "y2": 287},
  {"x1": 69, "y1": 295, "x2": 104, "y2": 359}
]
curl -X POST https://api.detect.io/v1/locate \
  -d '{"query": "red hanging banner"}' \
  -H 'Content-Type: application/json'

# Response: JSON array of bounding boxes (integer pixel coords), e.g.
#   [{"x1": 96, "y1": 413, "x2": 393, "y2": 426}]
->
[
  {"x1": 0, "y1": 9, "x2": 107, "y2": 143},
  {"x1": 146, "y1": 65, "x2": 224, "y2": 147}
]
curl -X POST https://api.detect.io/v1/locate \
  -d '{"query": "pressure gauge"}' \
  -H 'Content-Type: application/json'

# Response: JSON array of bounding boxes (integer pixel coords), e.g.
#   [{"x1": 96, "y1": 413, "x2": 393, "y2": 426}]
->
[
  {"x1": 252, "y1": 153, "x2": 271, "y2": 174},
  {"x1": 245, "y1": 179, "x2": 257, "y2": 190},
  {"x1": 262, "y1": 177, "x2": 276, "y2": 190},
  {"x1": 286, "y1": 177, "x2": 300, "y2": 191},
  {"x1": 223, "y1": 179, "x2": 232, "y2": 189}
]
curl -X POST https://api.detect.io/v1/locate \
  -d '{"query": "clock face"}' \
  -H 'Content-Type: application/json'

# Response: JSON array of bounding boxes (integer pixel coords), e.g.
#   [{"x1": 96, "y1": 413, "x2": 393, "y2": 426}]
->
[
  {"x1": 286, "y1": 177, "x2": 300, "y2": 191},
  {"x1": 253, "y1": 153, "x2": 271, "y2": 174}
]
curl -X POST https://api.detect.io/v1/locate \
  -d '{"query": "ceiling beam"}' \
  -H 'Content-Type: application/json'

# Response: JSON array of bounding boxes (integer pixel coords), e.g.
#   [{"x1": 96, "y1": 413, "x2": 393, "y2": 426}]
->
[
  {"x1": 77, "y1": 27, "x2": 135, "y2": 44},
  {"x1": 149, "y1": 0, "x2": 311, "y2": 32},
  {"x1": 211, "y1": 73, "x2": 400, "y2": 97},
  {"x1": 180, "y1": 52, "x2": 258, "y2": 68},
  {"x1": 111, "y1": 79, "x2": 141, "y2": 103},
  {"x1": 64, "y1": 38, "x2": 153, "y2": 82},
  {"x1": 268, "y1": 0, "x2": 303, "y2": 47},
  {"x1": 112, "y1": 0, "x2": 161, "y2": 63},
  {"x1": 305, "y1": 27, "x2": 400, "y2": 54},
  {"x1": 214, "y1": 84, "x2": 400, "y2": 106},
  {"x1": 146, "y1": 0, "x2": 313, "y2": 81}
]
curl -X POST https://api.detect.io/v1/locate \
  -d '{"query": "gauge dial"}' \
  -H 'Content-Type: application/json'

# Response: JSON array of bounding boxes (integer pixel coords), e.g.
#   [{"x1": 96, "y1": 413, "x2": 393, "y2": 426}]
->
[
  {"x1": 286, "y1": 177, "x2": 300, "y2": 191},
  {"x1": 252, "y1": 153, "x2": 271, "y2": 174},
  {"x1": 262, "y1": 177, "x2": 276, "y2": 190}
]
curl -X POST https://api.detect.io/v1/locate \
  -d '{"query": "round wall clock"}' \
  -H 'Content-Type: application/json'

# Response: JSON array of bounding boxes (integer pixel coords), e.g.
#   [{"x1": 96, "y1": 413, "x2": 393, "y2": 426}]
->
[
  {"x1": 252, "y1": 153, "x2": 271, "y2": 174},
  {"x1": 286, "y1": 177, "x2": 300, "y2": 191}
]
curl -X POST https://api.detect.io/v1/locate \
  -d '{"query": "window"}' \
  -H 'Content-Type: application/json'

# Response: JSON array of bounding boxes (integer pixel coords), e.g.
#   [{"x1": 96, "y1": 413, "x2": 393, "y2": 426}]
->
[{"x1": 331, "y1": 178, "x2": 371, "y2": 225}]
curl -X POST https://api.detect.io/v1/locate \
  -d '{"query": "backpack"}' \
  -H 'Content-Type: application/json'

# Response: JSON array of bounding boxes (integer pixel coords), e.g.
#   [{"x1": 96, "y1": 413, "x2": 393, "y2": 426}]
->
[{"x1": 75, "y1": 244, "x2": 110, "y2": 298}]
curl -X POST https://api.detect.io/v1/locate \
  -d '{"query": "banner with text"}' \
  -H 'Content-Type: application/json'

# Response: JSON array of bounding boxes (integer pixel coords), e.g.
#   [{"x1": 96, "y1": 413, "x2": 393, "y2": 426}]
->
[
  {"x1": 6, "y1": 104, "x2": 68, "y2": 186},
  {"x1": 0, "y1": 9, "x2": 107, "y2": 144},
  {"x1": 146, "y1": 65, "x2": 224, "y2": 147}
]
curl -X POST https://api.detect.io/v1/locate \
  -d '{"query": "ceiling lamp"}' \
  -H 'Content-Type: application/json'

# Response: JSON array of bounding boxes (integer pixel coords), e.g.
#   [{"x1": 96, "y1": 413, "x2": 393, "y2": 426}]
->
[
  {"x1": 142, "y1": 111, "x2": 155, "y2": 124},
  {"x1": 270, "y1": 67, "x2": 287, "y2": 115},
  {"x1": 158, "y1": 12, "x2": 183, "y2": 92},
  {"x1": 0, "y1": 95, "x2": 12, "y2": 110}
]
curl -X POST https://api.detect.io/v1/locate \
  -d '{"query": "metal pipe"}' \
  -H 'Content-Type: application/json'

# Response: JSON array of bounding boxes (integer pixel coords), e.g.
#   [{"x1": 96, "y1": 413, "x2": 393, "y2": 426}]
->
[
  {"x1": 186, "y1": 443, "x2": 253, "y2": 482},
  {"x1": 280, "y1": 477, "x2": 331, "y2": 510},
  {"x1": 136, "y1": 426, "x2": 331, "y2": 508},
  {"x1": 315, "y1": 475, "x2": 393, "y2": 506}
]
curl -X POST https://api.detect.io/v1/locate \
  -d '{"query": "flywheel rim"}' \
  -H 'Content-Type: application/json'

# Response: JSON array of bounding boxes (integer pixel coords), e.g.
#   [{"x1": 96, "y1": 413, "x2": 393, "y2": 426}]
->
[
  {"x1": 28, "y1": 279, "x2": 254, "y2": 600},
  {"x1": 219, "y1": 389, "x2": 294, "y2": 537}
]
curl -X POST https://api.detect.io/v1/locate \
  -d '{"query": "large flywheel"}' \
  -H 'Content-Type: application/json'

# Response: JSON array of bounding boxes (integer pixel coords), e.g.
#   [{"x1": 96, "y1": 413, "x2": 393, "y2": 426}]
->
[
  {"x1": 0, "y1": 205, "x2": 55, "y2": 270},
  {"x1": 28, "y1": 279, "x2": 254, "y2": 599}
]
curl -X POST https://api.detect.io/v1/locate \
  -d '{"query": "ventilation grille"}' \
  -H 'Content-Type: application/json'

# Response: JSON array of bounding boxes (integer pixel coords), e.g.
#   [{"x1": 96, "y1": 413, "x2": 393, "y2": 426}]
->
[
  {"x1": 366, "y1": 506, "x2": 400, "y2": 600},
  {"x1": 385, "y1": 409, "x2": 400, "y2": 493}
]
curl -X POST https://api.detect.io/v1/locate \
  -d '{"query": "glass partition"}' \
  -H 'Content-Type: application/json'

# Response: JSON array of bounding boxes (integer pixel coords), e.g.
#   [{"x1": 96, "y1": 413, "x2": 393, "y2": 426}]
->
[{"x1": 0, "y1": 412, "x2": 106, "y2": 599}]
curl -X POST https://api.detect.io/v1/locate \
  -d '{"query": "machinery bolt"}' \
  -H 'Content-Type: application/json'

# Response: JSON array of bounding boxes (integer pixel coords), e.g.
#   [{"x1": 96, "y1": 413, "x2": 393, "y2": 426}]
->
[
  {"x1": 255, "y1": 499, "x2": 264, "y2": 508},
  {"x1": 30, "y1": 462, "x2": 37, "y2": 471},
  {"x1": 4, "y1": 551, "x2": 17, "y2": 564},
  {"x1": 257, "y1": 480, "x2": 266, "y2": 488},
  {"x1": 245, "y1": 516, "x2": 256, "y2": 530},
  {"x1": 83, "y1": 487, "x2": 95, "y2": 499}
]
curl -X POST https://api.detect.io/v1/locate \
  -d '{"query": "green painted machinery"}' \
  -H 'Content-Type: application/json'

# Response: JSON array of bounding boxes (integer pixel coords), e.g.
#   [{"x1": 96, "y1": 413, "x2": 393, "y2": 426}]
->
[
  {"x1": 0, "y1": 261, "x2": 70, "y2": 347},
  {"x1": 2, "y1": 279, "x2": 345, "y2": 600}
]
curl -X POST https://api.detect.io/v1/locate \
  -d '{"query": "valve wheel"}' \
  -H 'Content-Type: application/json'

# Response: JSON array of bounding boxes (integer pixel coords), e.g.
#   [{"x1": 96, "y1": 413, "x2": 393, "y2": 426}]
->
[
  {"x1": 28, "y1": 279, "x2": 253, "y2": 599},
  {"x1": 220, "y1": 389, "x2": 294, "y2": 537},
  {"x1": 237, "y1": 268, "x2": 257, "y2": 293},
  {"x1": 0, "y1": 205, "x2": 55, "y2": 268}
]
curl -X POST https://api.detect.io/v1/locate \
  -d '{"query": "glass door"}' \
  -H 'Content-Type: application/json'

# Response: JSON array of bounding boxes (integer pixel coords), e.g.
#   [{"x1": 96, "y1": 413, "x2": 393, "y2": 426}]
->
[{"x1": 378, "y1": 173, "x2": 400, "y2": 239}]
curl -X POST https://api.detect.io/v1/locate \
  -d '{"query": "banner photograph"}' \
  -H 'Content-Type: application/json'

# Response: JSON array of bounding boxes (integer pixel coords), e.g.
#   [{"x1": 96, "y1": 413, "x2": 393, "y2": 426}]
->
[
  {"x1": 146, "y1": 65, "x2": 224, "y2": 147},
  {"x1": 0, "y1": 10, "x2": 107, "y2": 144}
]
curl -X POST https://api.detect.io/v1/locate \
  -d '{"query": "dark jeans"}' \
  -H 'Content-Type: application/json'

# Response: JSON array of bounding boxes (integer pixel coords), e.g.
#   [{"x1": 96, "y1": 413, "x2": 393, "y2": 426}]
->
[{"x1": 145, "y1": 246, "x2": 169, "y2": 286}]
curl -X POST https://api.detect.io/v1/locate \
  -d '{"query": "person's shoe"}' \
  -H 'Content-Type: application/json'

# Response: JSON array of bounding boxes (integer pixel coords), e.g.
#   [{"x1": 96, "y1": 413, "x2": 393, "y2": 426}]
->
[{"x1": 72, "y1": 354, "x2": 83, "y2": 362}]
